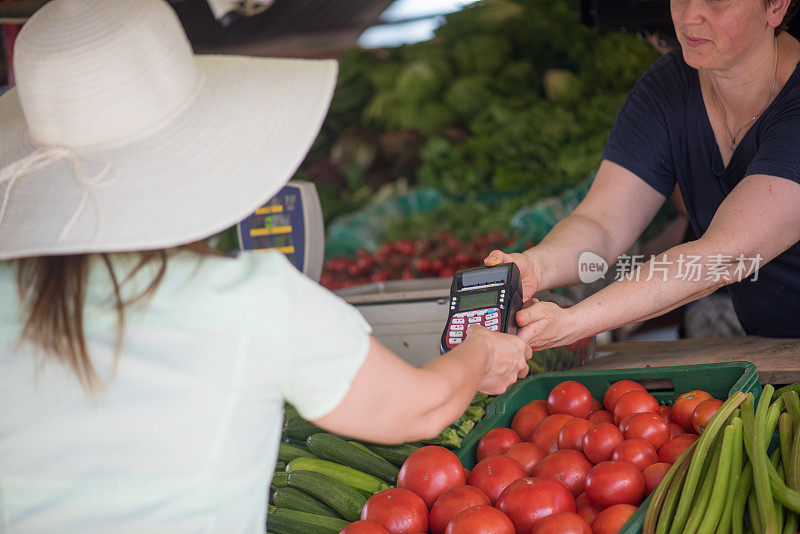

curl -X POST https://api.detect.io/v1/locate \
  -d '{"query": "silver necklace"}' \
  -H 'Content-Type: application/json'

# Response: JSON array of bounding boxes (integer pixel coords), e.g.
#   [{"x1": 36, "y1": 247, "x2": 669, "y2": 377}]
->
[{"x1": 708, "y1": 42, "x2": 779, "y2": 152}]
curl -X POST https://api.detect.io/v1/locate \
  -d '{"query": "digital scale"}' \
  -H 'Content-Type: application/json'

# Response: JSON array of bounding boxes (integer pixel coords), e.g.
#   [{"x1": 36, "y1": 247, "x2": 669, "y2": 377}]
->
[
  {"x1": 440, "y1": 263, "x2": 523, "y2": 354},
  {"x1": 236, "y1": 180, "x2": 325, "y2": 281}
]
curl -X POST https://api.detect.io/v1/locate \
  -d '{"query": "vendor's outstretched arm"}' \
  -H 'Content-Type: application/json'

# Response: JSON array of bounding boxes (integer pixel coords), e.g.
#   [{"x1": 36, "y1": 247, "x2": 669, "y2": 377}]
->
[
  {"x1": 312, "y1": 327, "x2": 531, "y2": 444},
  {"x1": 516, "y1": 174, "x2": 800, "y2": 349}
]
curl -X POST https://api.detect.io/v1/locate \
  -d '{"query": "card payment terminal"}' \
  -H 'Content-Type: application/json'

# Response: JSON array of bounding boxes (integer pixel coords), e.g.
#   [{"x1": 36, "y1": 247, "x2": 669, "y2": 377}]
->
[{"x1": 440, "y1": 263, "x2": 523, "y2": 354}]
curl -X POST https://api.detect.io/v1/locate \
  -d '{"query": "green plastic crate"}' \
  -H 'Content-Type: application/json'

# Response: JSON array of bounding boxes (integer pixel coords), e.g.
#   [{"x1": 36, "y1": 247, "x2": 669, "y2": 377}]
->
[{"x1": 455, "y1": 361, "x2": 762, "y2": 533}]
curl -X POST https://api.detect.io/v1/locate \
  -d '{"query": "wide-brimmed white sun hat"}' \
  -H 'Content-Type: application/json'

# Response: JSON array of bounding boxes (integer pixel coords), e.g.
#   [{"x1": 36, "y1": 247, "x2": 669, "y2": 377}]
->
[{"x1": 0, "y1": 0, "x2": 338, "y2": 260}]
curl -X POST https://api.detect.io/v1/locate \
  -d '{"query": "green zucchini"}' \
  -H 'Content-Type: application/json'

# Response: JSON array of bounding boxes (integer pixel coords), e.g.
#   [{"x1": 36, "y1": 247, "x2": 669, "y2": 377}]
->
[
  {"x1": 348, "y1": 441, "x2": 384, "y2": 459},
  {"x1": 287, "y1": 470, "x2": 367, "y2": 521},
  {"x1": 272, "y1": 486, "x2": 342, "y2": 518},
  {"x1": 267, "y1": 505, "x2": 349, "y2": 534},
  {"x1": 283, "y1": 404, "x2": 300, "y2": 421},
  {"x1": 286, "y1": 457, "x2": 389, "y2": 496},
  {"x1": 366, "y1": 443, "x2": 419, "y2": 467},
  {"x1": 283, "y1": 418, "x2": 325, "y2": 441},
  {"x1": 308, "y1": 433, "x2": 399, "y2": 484},
  {"x1": 271, "y1": 471, "x2": 289, "y2": 488},
  {"x1": 278, "y1": 442, "x2": 318, "y2": 463}
]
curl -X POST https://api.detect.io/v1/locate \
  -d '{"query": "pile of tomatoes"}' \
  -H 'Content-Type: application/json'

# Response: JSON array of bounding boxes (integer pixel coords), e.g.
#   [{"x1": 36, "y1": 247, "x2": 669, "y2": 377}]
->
[
  {"x1": 341, "y1": 380, "x2": 723, "y2": 534},
  {"x1": 320, "y1": 232, "x2": 527, "y2": 290}
]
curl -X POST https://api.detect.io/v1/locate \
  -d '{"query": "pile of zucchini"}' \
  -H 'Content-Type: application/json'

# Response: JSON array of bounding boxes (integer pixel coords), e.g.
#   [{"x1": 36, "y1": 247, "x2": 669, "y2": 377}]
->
[
  {"x1": 268, "y1": 393, "x2": 494, "y2": 534},
  {"x1": 644, "y1": 383, "x2": 800, "y2": 534}
]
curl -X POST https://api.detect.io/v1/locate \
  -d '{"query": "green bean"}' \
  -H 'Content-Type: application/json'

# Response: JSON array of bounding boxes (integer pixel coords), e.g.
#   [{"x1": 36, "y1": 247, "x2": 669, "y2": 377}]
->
[
  {"x1": 775, "y1": 382, "x2": 800, "y2": 399},
  {"x1": 656, "y1": 458, "x2": 691, "y2": 534},
  {"x1": 697, "y1": 424, "x2": 736, "y2": 534},
  {"x1": 645, "y1": 439, "x2": 696, "y2": 534},
  {"x1": 782, "y1": 391, "x2": 800, "y2": 433},
  {"x1": 782, "y1": 513, "x2": 798, "y2": 534},
  {"x1": 717, "y1": 418, "x2": 745, "y2": 534},
  {"x1": 731, "y1": 461, "x2": 754, "y2": 534},
  {"x1": 780, "y1": 413, "x2": 794, "y2": 482},
  {"x1": 742, "y1": 394, "x2": 756, "y2": 460},
  {"x1": 752, "y1": 385, "x2": 778, "y2": 533},
  {"x1": 748, "y1": 489, "x2": 763, "y2": 534}
]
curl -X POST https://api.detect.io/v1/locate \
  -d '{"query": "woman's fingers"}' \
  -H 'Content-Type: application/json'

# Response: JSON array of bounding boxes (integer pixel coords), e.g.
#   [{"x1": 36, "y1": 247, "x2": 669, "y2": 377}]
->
[{"x1": 483, "y1": 249, "x2": 507, "y2": 266}]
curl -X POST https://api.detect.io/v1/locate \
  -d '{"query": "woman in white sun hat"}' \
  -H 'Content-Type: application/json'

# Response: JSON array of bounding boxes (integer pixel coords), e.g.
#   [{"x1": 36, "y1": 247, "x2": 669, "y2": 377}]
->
[{"x1": 0, "y1": 1, "x2": 532, "y2": 531}]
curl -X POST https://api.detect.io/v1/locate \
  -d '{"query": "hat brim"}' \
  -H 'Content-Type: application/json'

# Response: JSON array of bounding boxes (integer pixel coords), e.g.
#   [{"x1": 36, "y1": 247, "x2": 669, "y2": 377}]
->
[{"x1": 0, "y1": 55, "x2": 338, "y2": 260}]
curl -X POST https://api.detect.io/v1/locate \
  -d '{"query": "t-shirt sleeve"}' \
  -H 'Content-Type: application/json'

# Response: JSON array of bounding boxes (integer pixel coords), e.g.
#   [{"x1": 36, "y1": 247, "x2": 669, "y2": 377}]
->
[
  {"x1": 746, "y1": 96, "x2": 800, "y2": 184},
  {"x1": 278, "y1": 258, "x2": 372, "y2": 421},
  {"x1": 602, "y1": 55, "x2": 678, "y2": 197}
]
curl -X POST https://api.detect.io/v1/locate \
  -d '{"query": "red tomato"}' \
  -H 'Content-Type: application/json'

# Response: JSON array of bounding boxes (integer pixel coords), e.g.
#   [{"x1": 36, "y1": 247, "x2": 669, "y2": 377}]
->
[
  {"x1": 589, "y1": 410, "x2": 614, "y2": 424},
  {"x1": 612, "y1": 390, "x2": 659, "y2": 424},
  {"x1": 585, "y1": 461, "x2": 645, "y2": 509},
  {"x1": 624, "y1": 413, "x2": 670, "y2": 450},
  {"x1": 467, "y1": 455, "x2": 527, "y2": 503},
  {"x1": 668, "y1": 423, "x2": 685, "y2": 439},
  {"x1": 548, "y1": 381, "x2": 593, "y2": 419},
  {"x1": 658, "y1": 405, "x2": 672, "y2": 422},
  {"x1": 531, "y1": 512, "x2": 592, "y2": 534},
  {"x1": 557, "y1": 419, "x2": 595, "y2": 451},
  {"x1": 505, "y1": 442, "x2": 546, "y2": 475},
  {"x1": 603, "y1": 380, "x2": 647, "y2": 411},
  {"x1": 692, "y1": 398, "x2": 723, "y2": 434},
  {"x1": 531, "y1": 450, "x2": 593, "y2": 497},
  {"x1": 583, "y1": 423, "x2": 624, "y2": 464},
  {"x1": 477, "y1": 428, "x2": 521, "y2": 462},
  {"x1": 360, "y1": 488, "x2": 429, "y2": 534},
  {"x1": 429, "y1": 485, "x2": 491, "y2": 534},
  {"x1": 444, "y1": 505, "x2": 514, "y2": 534},
  {"x1": 591, "y1": 504, "x2": 638, "y2": 534},
  {"x1": 611, "y1": 438, "x2": 658, "y2": 471},
  {"x1": 575, "y1": 492, "x2": 600, "y2": 526},
  {"x1": 340, "y1": 521, "x2": 391, "y2": 533},
  {"x1": 398, "y1": 446, "x2": 466, "y2": 508},
  {"x1": 658, "y1": 434, "x2": 699, "y2": 464},
  {"x1": 495, "y1": 478, "x2": 576, "y2": 533},
  {"x1": 532, "y1": 414, "x2": 575, "y2": 454},
  {"x1": 590, "y1": 398, "x2": 603, "y2": 414},
  {"x1": 511, "y1": 399, "x2": 550, "y2": 441},
  {"x1": 671, "y1": 390, "x2": 713, "y2": 432},
  {"x1": 643, "y1": 462, "x2": 672, "y2": 495},
  {"x1": 617, "y1": 413, "x2": 636, "y2": 434}
]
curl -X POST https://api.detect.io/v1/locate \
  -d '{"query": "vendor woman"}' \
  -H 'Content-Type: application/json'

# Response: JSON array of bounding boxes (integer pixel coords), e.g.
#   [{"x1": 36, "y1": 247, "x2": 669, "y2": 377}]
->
[
  {"x1": 487, "y1": 0, "x2": 800, "y2": 344},
  {"x1": 0, "y1": 1, "x2": 531, "y2": 531}
]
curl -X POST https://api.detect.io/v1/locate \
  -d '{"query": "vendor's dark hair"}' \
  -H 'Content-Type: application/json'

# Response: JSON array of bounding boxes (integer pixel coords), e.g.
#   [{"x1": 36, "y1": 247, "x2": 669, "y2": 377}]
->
[
  {"x1": 773, "y1": 0, "x2": 800, "y2": 34},
  {"x1": 15, "y1": 241, "x2": 220, "y2": 391}
]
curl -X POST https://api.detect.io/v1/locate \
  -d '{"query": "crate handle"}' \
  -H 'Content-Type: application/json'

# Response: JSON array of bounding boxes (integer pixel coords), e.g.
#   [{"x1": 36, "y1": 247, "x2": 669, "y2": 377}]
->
[{"x1": 639, "y1": 378, "x2": 675, "y2": 395}]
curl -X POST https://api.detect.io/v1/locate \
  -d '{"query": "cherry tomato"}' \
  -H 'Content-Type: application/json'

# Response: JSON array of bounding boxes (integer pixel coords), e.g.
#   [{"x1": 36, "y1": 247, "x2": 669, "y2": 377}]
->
[
  {"x1": 557, "y1": 418, "x2": 595, "y2": 451},
  {"x1": 643, "y1": 462, "x2": 672, "y2": 495},
  {"x1": 590, "y1": 398, "x2": 603, "y2": 414},
  {"x1": 477, "y1": 428, "x2": 521, "y2": 462},
  {"x1": 532, "y1": 414, "x2": 575, "y2": 454},
  {"x1": 467, "y1": 455, "x2": 527, "y2": 503},
  {"x1": 585, "y1": 461, "x2": 645, "y2": 509},
  {"x1": 589, "y1": 410, "x2": 614, "y2": 424},
  {"x1": 429, "y1": 485, "x2": 491, "y2": 534},
  {"x1": 692, "y1": 398, "x2": 724, "y2": 434},
  {"x1": 511, "y1": 399, "x2": 550, "y2": 441},
  {"x1": 495, "y1": 478, "x2": 576, "y2": 533},
  {"x1": 398, "y1": 446, "x2": 466, "y2": 508},
  {"x1": 444, "y1": 505, "x2": 514, "y2": 534},
  {"x1": 530, "y1": 512, "x2": 593, "y2": 534},
  {"x1": 624, "y1": 413, "x2": 670, "y2": 450},
  {"x1": 668, "y1": 422, "x2": 686, "y2": 439},
  {"x1": 591, "y1": 504, "x2": 638, "y2": 534},
  {"x1": 583, "y1": 422, "x2": 624, "y2": 464},
  {"x1": 671, "y1": 390, "x2": 713, "y2": 432},
  {"x1": 505, "y1": 442, "x2": 546, "y2": 475},
  {"x1": 340, "y1": 521, "x2": 391, "y2": 533},
  {"x1": 613, "y1": 390, "x2": 659, "y2": 424},
  {"x1": 658, "y1": 405, "x2": 672, "y2": 422},
  {"x1": 531, "y1": 449, "x2": 593, "y2": 497},
  {"x1": 575, "y1": 492, "x2": 600, "y2": 526},
  {"x1": 603, "y1": 380, "x2": 647, "y2": 411},
  {"x1": 658, "y1": 434, "x2": 699, "y2": 464},
  {"x1": 611, "y1": 438, "x2": 659, "y2": 471},
  {"x1": 548, "y1": 381, "x2": 593, "y2": 419},
  {"x1": 360, "y1": 488, "x2": 429, "y2": 534}
]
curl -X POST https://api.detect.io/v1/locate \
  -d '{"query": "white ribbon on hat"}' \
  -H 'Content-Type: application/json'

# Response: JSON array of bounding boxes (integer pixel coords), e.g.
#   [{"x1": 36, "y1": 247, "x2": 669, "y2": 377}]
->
[{"x1": 0, "y1": 147, "x2": 116, "y2": 244}]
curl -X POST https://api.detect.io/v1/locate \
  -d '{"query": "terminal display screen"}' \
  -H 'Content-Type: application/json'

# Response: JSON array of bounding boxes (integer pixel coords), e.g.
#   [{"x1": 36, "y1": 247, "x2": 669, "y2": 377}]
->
[{"x1": 457, "y1": 291, "x2": 498, "y2": 311}]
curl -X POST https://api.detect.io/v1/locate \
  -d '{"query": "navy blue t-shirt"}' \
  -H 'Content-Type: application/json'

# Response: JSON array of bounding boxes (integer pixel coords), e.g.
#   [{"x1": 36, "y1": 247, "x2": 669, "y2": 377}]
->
[{"x1": 603, "y1": 50, "x2": 800, "y2": 337}]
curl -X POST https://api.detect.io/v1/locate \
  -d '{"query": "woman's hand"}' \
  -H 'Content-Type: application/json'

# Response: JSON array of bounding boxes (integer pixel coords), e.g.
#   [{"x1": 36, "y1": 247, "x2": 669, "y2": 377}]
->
[
  {"x1": 515, "y1": 301, "x2": 580, "y2": 351},
  {"x1": 484, "y1": 249, "x2": 541, "y2": 301},
  {"x1": 462, "y1": 325, "x2": 532, "y2": 395}
]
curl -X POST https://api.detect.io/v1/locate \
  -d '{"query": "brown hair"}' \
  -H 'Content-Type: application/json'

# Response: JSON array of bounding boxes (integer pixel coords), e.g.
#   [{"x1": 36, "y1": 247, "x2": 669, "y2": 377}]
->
[
  {"x1": 774, "y1": 0, "x2": 800, "y2": 34},
  {"x1": 15, "y1": 241, "x2": 221, "y2": 390}
]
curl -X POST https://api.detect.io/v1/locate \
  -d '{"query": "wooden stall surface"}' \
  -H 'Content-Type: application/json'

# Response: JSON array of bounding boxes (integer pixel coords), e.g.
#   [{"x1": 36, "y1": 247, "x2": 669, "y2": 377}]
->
[{"x1": 586, "y1": 336, "x2": 800, "y2": 385}]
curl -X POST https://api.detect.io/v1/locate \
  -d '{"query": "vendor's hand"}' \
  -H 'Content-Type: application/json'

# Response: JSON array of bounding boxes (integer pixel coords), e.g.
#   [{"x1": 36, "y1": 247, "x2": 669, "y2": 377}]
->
[
  {"x1": 464, "y1": 325, "x2": 532, "y2": 395},
  {"x1": 515, "y1": 300, "x2": 579, "y2": 351},
  {"x1": 484, "y1": 250, "x2": 541, "y2": 301}
]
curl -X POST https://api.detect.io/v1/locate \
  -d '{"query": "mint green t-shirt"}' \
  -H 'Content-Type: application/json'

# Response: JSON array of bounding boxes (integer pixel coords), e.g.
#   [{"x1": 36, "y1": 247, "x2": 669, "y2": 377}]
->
[{"x1": 0, "y1": 251, "x2": 370, "y2": 533}]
